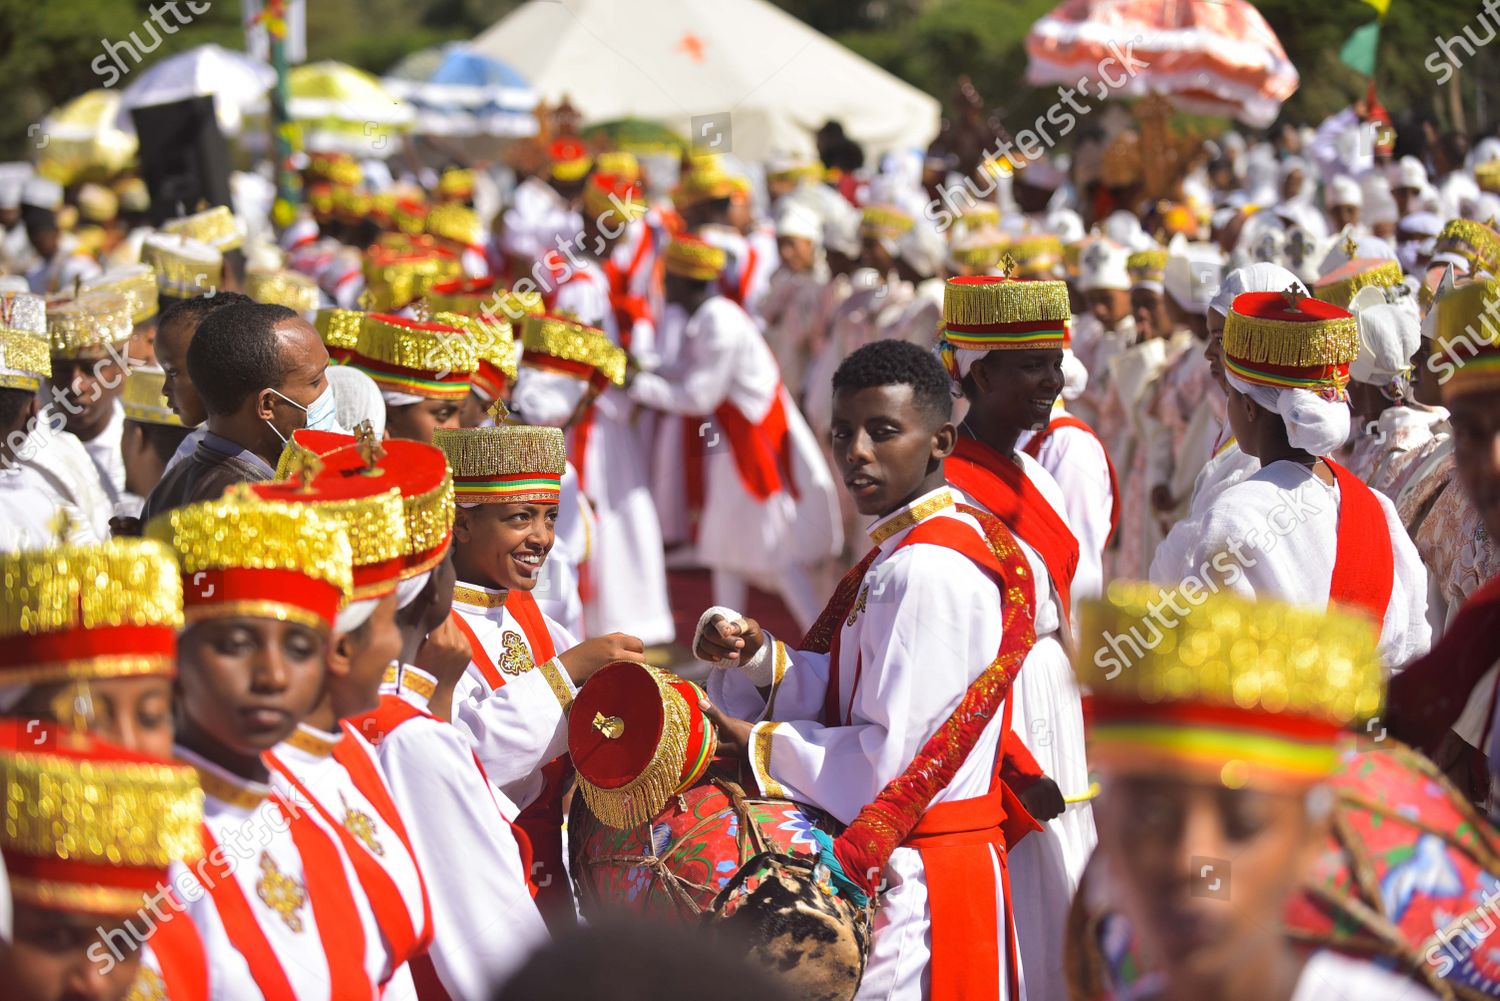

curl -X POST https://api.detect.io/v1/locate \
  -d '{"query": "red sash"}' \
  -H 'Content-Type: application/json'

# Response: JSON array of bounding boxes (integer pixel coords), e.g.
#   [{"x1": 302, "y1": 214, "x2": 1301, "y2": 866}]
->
[
  {"x1": 1325, "y1": 459, "x2": 1395, "y2": 625},
  {"x1": 683, "y1": 393, "x2": 799, "y2": 513},
  {"x1": 147, "y1": 895, "x2": 209, "y2": 1001},
  {"x1": 198, "y1": 794, "x2": 372, "y2": 1001},
  {"x1": 454, "y1": 592, "x2": 575, "y2": 927},
  {"x1": 1023, "y1": 414, "x2": 1121, "y2": 544},
  {"x1": 948, "y1": 436, "x2": 1080, "y2": 622}
]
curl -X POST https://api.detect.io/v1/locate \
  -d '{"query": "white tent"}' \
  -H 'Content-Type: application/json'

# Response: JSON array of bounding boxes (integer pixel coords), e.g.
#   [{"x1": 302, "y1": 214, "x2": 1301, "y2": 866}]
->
[{"x1": 468, "y1": 0, "x2": 940, "y2": 162}]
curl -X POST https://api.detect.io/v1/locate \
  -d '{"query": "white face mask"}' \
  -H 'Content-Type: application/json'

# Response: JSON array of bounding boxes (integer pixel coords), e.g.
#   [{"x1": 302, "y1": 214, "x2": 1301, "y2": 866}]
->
[{"x1": 265, "y1": 382, "x2": 340, "y2": 444}]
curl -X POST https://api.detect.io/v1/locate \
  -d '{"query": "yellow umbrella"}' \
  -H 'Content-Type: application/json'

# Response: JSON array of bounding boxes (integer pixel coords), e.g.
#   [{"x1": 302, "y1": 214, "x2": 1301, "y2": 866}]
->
[
  {"x1": 288, "y1": 61, "x2": 413, "y2": 157},
  {"x1": 38, "y1": 90, "x2": 139, "y2": 184}
]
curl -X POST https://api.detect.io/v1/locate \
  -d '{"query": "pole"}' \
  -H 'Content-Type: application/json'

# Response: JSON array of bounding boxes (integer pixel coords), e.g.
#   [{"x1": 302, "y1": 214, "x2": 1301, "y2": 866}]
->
[{"x1": 266, "y1": 0, "x2": 300, "y2": 223}]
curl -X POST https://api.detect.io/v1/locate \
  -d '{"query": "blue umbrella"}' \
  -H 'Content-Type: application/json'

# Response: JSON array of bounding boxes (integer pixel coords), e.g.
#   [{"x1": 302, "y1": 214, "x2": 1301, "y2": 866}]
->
[{"x1": 385, "y1": 44, "x2": 538, "y2": 137}]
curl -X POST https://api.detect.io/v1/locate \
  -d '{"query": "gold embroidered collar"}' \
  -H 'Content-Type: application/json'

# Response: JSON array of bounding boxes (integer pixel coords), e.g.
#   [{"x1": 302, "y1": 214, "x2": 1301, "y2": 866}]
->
[
  {"x1": 179, "y1": 751, "x2": 270, "y2": 810},
  {"x1": 868, "y1": 490, "x2": 955, "y2": 546},
  {"x1": 283, "y1": 725, "x2": 340, "y2": 759},
  {"x1": 453, "y1": 581, "x2": 507, "y2": 609}
]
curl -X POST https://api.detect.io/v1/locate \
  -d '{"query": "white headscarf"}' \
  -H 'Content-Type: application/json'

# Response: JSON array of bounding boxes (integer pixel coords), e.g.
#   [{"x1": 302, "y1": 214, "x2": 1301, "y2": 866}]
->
[
  {"x1": 327, "y1": 365, "x2": 387, "y2": 437},
  {"x1": 1209, "y1": 262, "x2": 1306, "y2": 317}
]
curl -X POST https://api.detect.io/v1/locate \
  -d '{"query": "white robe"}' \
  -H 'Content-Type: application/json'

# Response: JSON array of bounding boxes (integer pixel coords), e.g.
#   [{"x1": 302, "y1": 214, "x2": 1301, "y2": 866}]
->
[
  {"x1": 708, "y1": 488, "x2": 1018, "y2": 1001},
  {"x1": 1150, "y1": 435, "x2": 1260, "y2": 584},
  {"x1": 1183, "y1": 459, "x2": 1431, "y2": 665},
  {"x1": 172, "y1": 748, "x2": 386, "y2": 1000},
  {"x1": 1017, "y1": 408, "x2": 1112, "y2": 603},
  {"x1": 263, "y1": 724, "x2": 429, "y2": 989},
  {"x1": 0, "y1": 462, "x2": 65, "y2": 550},
  {"x1": 14, "y1": 419, "x2": 110, "y2": 542},
  {"x1": 630, "y1": 295, "x2": 841, "y2": 578},
  {"x1": 81, "y1": 398, "x2": 126, "y2": 508},
  {"x1": 368, "y1": 664, "x2": 549, "y2": 1000},
  {"x1": 500, "y1": 176, "x2": 581, "y2": 269}
]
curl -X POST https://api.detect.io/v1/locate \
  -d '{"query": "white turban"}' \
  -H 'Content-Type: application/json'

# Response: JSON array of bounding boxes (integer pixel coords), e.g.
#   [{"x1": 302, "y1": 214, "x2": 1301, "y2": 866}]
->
[
  {"x1": 1077, "y1": 239, "x2": 1131, "y2": 292},
  {"x1": 1326, "y1": 174, "x2": 1363, "y2": 209},
  {"x1": 1164, "y1": 241, "x2": 1225, "y2": 315},
  {"x1": 396, "y1": 570, "x2": 432, "y2": 610},
  {"x1": 1352, "y1": 300, "x2": 1421, "y2": 394},
  {"x1": 335, "y1": 597, "x2": 380, "y2": 633},
  {"x1": 513, "y1": 367, "x2": 586, "y2": 428},
  {"x1": 1209, "y1": 262, "x2": 1306, "y2": 317},
  {"x1": 1060, "y1": 347, "x2": 1088, "y2": 401},
  {"x1": 775, "y1": 203, "x2": 822, "y2": 245},
  {"x1": 327, "y1": 365, "x2": 386, "y2": 438}
]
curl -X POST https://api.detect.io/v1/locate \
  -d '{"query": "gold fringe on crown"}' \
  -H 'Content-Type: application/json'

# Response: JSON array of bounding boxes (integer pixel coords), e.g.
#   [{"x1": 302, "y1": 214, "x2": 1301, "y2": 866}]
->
[
  {"x1": 951, "y1": 243, "x2": 1003, "y2": 271},
  {"x1": 1478, "y1": 161, "x2": 1500, "y2": 195},
  {"x1": 432, "y1": 422, "x2": 567, "y2": 481},
  {"x1": 1430, "y1": 280, "x2": 1500, "y2": 400},
  {"x1": 162, "y1": 206, "x2": 244, "y2": 251},
  {"x1": 958, "y1": 204, "x2": 1002, "y2": 228},
  {"x1": 0, "y1": 329, "x2": 51, "y2": 390},
  {"x1": 247, "y1": 270, "x2": 320, "y2": 313},
  {"x1": 122, "y1": 367, "x2": 182, "y2": 427},
  {"x1": 0, "y1": 750, "x2": 204, "y2": 871},
  {"x1": 404, "y1": 466, "x2": 455, "y2": 573},
  {"x1": 1126, "y1": 249, "x2": 1169, "y2": 284},
  {"x1": 356, "y1": 315, "x2": 479, "y2": 375},
  {"x1": 1222, "y1": 306, "x2": 1359, "y2": 368},
  {"x1": 426, "y1": 203, "x2": 484, "y2": 247},
  {"x1": 281, "y1": 486, "x2": 408, "y2": 599},
  {"x1": 583, "y1": 181, "x2": 646, "y2": 225},
  {"x1": 0, "y1": 537, "x2": 183, "y2": 644},
  {"x1": 144, "y1": 490, "x2": 354, "y2": 600},
  {"x1": 578, "y1": 667, "x2": 714, "y2": 830},
  {"x1": 315, "y1": 308, "x2": 364, "y2": 352},
  {"x1": 83, "y1": 266, "x2": 158, "y2": 324},
  {"x1": 141, "y1": 238, "x2": 223, "y2": 298},
  {"x1": 332, "y1": 187, "x2": 371, "y2": 222},
  {"x1": 942, "y1": 278, "x2": 1071, "y2": 327},
  {"x1": 1313, "y1": 261, "x2": 1405, "y2": 310},
  {"x1": 45, "y1": 291, "x2": 132, "y2": 357},
  {"x1": 860, "y1": 204, "x2": 914, "y2": 241},
  {"x1": 437, "y1": 167, "x2": 476, "y2": 198},
  {"x1": 433, "y1": 311, "x2": 518, "y2": 382},
  {"x1": 362, "y1": 255, "x2": 462, "y2": 312},
  {"x1": 663, "y1": 239, "x2": 727, "y2": 282},
  {"x1": 1077, "y1": 582, "x2": 1383, "y2": 726},
  {"x1": 520, "y1": 314, "x2": 627, "y2": 386},
  {"x1": 1434, "y1": 218, "x2": 1500, "y2": 275},
  {"x1": 673, "y1": 160, "x2": 736, "y2": 206}
]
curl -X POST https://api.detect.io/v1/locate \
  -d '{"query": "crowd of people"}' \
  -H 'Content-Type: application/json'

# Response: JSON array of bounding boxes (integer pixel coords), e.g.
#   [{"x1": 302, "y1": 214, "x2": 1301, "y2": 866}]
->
[{"x1": 0, "y1": 84, "x2": 1499, "y2": 1001}]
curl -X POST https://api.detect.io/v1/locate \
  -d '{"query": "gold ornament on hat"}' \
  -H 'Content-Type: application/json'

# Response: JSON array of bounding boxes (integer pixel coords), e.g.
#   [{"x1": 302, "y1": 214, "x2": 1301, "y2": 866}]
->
[
  {"x1": 45, "y1": 290, "x2": 132, "y2": 357},
  {"x1": 519, "y1": 314, "x2": 627, "y2": 386}
]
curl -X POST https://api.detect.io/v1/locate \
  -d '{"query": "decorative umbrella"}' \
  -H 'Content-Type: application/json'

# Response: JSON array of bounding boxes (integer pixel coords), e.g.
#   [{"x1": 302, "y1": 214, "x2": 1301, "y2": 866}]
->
[
  {"x1": 38, "y1": 90, "x2": 138, "y2": 185},
  {"x1": 384, "y1": 44, "x2": 537, "y2": 138},
  {"x1": 1025, "y1": 0, "x2": 1299, "y2": 128},
  {"x1": 582, "y1": 118, "x2": 686, "y2": 156},
  {"x1": 117, "y1": 43, "x2": 275, "y2": 135},
  {"x1": 288, "y1": 61, "x2": 414, "y2": 157}
]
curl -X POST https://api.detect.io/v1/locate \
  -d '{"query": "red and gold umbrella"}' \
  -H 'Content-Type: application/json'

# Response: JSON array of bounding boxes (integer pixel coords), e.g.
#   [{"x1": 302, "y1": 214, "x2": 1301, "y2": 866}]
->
[{"x1": 1025, "y1": 0, "x2": 1299, "y2": 127}]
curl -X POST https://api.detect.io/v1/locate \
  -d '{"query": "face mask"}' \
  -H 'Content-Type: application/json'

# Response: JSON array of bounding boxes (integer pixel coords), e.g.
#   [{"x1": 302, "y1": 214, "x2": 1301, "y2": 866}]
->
[{"x1": 265, "y1": 383, "x2": 339, "y2": 445}]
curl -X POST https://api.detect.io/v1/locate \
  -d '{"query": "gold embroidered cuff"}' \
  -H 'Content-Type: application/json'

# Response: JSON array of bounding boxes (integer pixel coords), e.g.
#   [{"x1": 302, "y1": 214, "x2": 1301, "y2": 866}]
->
[
  {"x1": 749, "y1": 721, "x2": 787, "y2": 799},
  {"x1": 763, "y1": 640, "x2": 791, "y2": 720},
  {"x1": 537, "y1": 657, "x2": 575, "y2": 711}
]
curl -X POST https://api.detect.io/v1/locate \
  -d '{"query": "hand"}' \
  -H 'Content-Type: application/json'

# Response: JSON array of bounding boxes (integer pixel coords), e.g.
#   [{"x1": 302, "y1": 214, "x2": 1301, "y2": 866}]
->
[
  {"x1": 413, "y1": 613, "x2": 474, "y2": 688},
  {"x1": 699, "y1": 698, "x2": 754, "y2": 759},
  {"x1": 694, "y1": 614, "x2": 765, "y2": 666},
  {"x1": 558, "y1": 632, "x2": 646, "y2": 685},
  {"x1": 1017, "y1": 776, "x2": 1066, "y2": 823},
  {"x1": 1149, "y1": 484, "x2": 1176, "y2": 513}
]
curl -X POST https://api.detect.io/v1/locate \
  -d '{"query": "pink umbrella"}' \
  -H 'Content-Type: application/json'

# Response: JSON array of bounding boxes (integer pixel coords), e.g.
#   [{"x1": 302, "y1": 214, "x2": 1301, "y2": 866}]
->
[{"x1": 1025, "y1": 0, "x2": 1299, "y2": 127}]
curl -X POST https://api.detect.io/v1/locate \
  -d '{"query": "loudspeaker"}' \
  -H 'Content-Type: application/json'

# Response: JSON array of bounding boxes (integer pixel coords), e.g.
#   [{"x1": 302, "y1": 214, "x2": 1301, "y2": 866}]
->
[{"x1": 130, "y1": 96, "x2": 233, "y2": 226}]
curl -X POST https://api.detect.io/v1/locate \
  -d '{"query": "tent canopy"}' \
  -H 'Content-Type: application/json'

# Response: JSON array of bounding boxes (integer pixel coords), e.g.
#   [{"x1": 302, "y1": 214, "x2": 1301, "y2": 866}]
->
[{"x1": 468, "y1": 0, "x2": 939, "y2": 162}]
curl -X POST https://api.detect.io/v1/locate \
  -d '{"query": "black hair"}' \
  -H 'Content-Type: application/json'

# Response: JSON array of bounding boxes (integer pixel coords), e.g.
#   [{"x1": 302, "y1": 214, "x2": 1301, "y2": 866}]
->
[
  {"x1": 0, "y1": 386, "x2": 33, "y2": 430},
  {"x1": 186, "y1": 302, "x2": 298, "y2": 416},
  {"x1": 157, "y1": 290, "x2": 255, "y2": 338},
  {"x1": 832, "y1": 339, "x2": 952, "y2": 425}
]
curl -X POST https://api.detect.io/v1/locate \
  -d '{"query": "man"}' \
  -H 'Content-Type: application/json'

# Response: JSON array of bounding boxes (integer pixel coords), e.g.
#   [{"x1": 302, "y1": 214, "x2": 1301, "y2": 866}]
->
[
  {"x1": 153, "y1": 291, "x2": 256, "y2": 470},
  {"x1": 1069, "y1": 238, "x2": 1135, "y2": 427},
  {"x1": 44, "y1": 289, "x2": 136, "y2": 509},
  {"x1": 937, "y1": 278, "x2": 1096, "y2": 1000},
  {"x1": 348, "y1": 311, "x2": 477, "y2": 442},
  {"x1": 0, "y1": 719, "x2": 206, "y2": 1001},
  {"x1": 0, "y1": 293, "x2": 74, "y2": 547},
  {"x1": 628, "y1": 236, "x2": 841, "y2": 631},
  {"x1": 115, "y1": 366, "x2": 192, "y2": 527},
  {"x1": 148, "y1": 491, "x2": 392, "y2": 998},
  {"x1": 1181, "y1": 290, "x2": 1430, "y2": 666},
  {"x1": 141, "y1": 302, "x2": 335, "y2": 521},
  {"x1": 0, "y1": 537, "x2": 205, "y2": 997},
  {"x1": 434, "y1": 417, "x2": 645, "y2": 925},
  {"x1": 1071, "y1": 585, "x2": 1434, "y2": 1001},
  {"x1": 694, "y1": 338, "x2": 1037, "y2": 1001},
  {"x1": 1389, "y1": 279, "x2": 1500, "y2": 808}
]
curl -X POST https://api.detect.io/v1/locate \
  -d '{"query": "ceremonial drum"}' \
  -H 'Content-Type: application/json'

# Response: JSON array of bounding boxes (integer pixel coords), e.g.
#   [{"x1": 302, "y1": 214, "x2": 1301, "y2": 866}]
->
[
  {"x1": 1066, "y1": 740, "x2": 1500, "y2": 1000},
  {"x1": 569, "y1": 662, "x2": 871, "y2": 1001}
]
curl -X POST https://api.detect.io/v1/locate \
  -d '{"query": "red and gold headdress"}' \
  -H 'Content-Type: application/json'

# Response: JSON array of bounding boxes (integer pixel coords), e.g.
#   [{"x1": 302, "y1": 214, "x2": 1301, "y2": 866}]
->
[
  {"x1": 351, "y1": 312, "x2": 478, "y2": 401},
  {"x1": 582, "y1": 172, "x2": 647, "y2": 229},
  {"x1": 519, "y1": 312, "x2": 627, "y2": 387},
  {"x1": 569, "y1": 661, "x2": 717, "y2": 828},
  {"x1": 0, "y1": 719, "x2": 203, "y2": 916},
  {"x1": 1223, "y1": 290, "x2": 1357, "y2": 399},
  {"x1": 1077, "y1": 584, "x2": 1383, "y2": 789},
  {"x1": 940, "y1": 274, "x2": 1071, "y2": 352},
  {"x1": 0, "y1": 538, "x2": 183, "y2": 687},
  {"x1": 433, "y1": 409, "x2": 566, "y2": 506},
  {"x1": 315, "y1": 307, "x2": 364, "y2": 363},
  {"x1": 145, "y1": 489, "x2": 354, "y2": 631},
  {"x1": 662, "y1": 236, "x2": 727, "y2": 282},
  {"x1": 433, "y1": 309, "x2": 517, "y2": 403},
  {"x1": 1313, "y1": 253, "x2": 1404, "y2": 311},
  {"x1": 362, "y1": 244, "x2": 462, "y2": 312},
  {"x1": 1429, "y1": 278, "x2": 1500, "y2": 402},
  {"x1": 278, "y1": 427, "x2": 455, "y2": 577},
  {"x1": 547, "y1": 138, "x2": 593, "y2": 183},
  {"x1": 247, "y1": 269, "x2": 320, "y2": 314}
]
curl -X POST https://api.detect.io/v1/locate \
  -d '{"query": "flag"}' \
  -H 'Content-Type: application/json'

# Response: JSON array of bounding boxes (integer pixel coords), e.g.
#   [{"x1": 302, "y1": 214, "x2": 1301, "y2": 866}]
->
[
  {"x1": 1362, "y1": 0, "x2": 1391, "y2": 16},
  {"x1": 1340, "y1": 21, "x2": 1381, "y2": 77}
]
